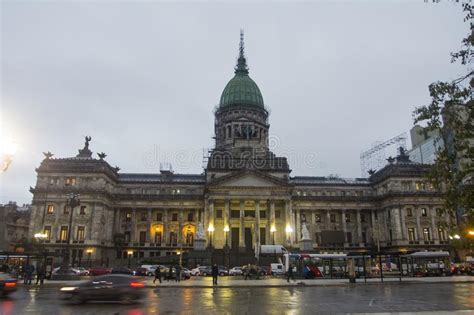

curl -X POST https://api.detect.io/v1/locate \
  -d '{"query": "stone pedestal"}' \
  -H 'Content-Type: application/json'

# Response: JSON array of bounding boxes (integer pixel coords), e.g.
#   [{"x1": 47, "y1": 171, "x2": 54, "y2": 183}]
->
[
  {"x1": 299, "y1": 239, "x2": 313, "y2": 251},
  {"x1": 194, "y1": 239, "x2": 206, "y2": 251}
]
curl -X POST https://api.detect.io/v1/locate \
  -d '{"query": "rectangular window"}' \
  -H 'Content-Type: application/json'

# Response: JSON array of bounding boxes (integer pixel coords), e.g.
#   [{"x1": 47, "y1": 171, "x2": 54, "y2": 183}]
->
[
  {"x1": 76, "y1": 226, "x2": 85, "y2": 241},
  {"x1": 244, "y1": 210, "x2": 255, "y2": 218},
  {"x1": 408, "y1": 228, "x2": 416, "y2": 241},
  {"x1": 141, "y1": 212, "x2": 147, "y2": 221},
  {"x1": 406, "y1": 208, "x2": 413, "y2": 217},
  {"x1": 139, "y1": 231, "x2": 146, "y2": 244},
  {"x1": 360, "y1": 213, "x2": 366, "y2": 222},
  {"x1": 79, "y1": 206, "x2": 86, "y2": 215},
  {"x1": 155, "y1": 232, "x2": 162, "y2": 245},
  {"x1": 315, "y1": 214, "x2": 321, "y2": 223},
  {"x1": 187, "y1": 212, "x2": 194, "y2": 221},
  {"x1": 421, "y1": 208, "x2": 427, "y2": 217},
  {"x1": 172, "y1": 213, "x2": 178, "y2": 221},
  {"x1": 216, "y1": 210, "x2": 223, "y2": 219},
  {"x1": 374, "y1": 212, "x2": 378, "y2": 221},
  {"x1": 330, "y1": 214, "x2": 336, "y2": 223},
  {"x1": 124, "y1": 231, "x2": 131, "y2": 243},
  {"x1": 315, "y1": 232, "x2": 322, "y2": 244},
  {"x1": 63, "y1": 205, "x2": 69, "y2": 215},
  {"x1": 65, "y1": 177, "x2": 76, "y2": 186},
  {"x1": 44, "y1": 226, "x2": 52, "y2": 240},
  {"x1": 438, "y1": 228, "x2": 446, "y2": 241},
  {"x1": 345, "y1": 213, "x2": 351, "y2": 223},
  {"x1": 231, "y1": 210, "x2": 240, "y2": 218},
  {"x1": 415, "y1": 181, "x2": 426, "y2": 191},
  {"x1": 47, "y1": 205, "x2": 54, "y2": 214},
  {"x1": 260, "y1": 210, "x2": 266, "y2": 219},
  {"x1": 346, "y1": 232, "x2": 352, "y2": 243},
  {"x1": 423, "y1": 228, "x2": 431, "y2": 241},
  {"x1": 156, "y1": 212, "x2": 163, "y2": 221},
  {"x1": 60, "y1": 226, "x2": 68, "y2": 241},
  {"x1": 436, "y1": 208, "x2": 443, "y2": 217},
  {"x1": 361, "y1": 231, "x2": 367, "y2": 243},
  {"x1": 275, "y1": 210, "x2": 281, "y2": 219},
  {"x1": 126, "y1": 212, "x2": 132, "y2": 221}
]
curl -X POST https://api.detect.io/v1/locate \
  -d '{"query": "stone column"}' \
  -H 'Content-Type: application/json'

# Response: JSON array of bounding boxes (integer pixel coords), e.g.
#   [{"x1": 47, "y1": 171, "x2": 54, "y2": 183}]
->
[
  {"x1": 203, "y1": 199, "x2": 209, "y2": 242},
  {"x1": 224, "y1": 199, "x2": 230, "y2": 246},
  {"x1": 341, "y1": 209, "x2": 347, "y2": 244},
  {"x1": 255, "y1": 200, "x2": 260, "y2": 247},
  {"x1": 399, "y1": 208, "x2": 407, "y2": 242},
  {"x1": 416, "y1": 208, "x2": 423, "y2": 242},
  {"x1": 163, "y1": 209, "x2": 168, "y2": 245},
  {"x1": 430, "y1": 208, "x2": 438, "y2": 243},
  {"x1": 239, "y1": 200, "x2": 245, "y2": 249},
  {"x1": 146, "y1": 208, "x2": 152, "y2": 243},
  {"x1": 131, "y1": 209, "x2": 137, "y2": 244},
  {"x1": 296, "y1": 209, "x2": 301, "y2": 243},
  {"x1": 326, "y1": 210, "x2": 331, "y2": 230},
  {"x1": 269, "y1": 200, "x2": 275, "y2": 244},
  {"x1": 285, "y1": 200, "x2": 292, "y2": 245},
  {"x1": 356, "y1": 210, "x2": 362, "y2": 245},
  {"x1": 178, "y1": 209, "x2": 183, "y2": 246}
]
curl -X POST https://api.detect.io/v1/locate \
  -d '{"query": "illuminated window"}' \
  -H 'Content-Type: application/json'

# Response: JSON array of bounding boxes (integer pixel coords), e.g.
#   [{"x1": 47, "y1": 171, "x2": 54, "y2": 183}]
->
[
  {"x1": 76, "y1": 226, "x2": 85, "y2": 241},
  {"x1": 60, "y1": 226, "x2": 68, "y2": 241},
  {"x1": 408, "y1": 228, "x2": 416, "y2": 241},
  {"x1": 421, "y1": 208, "x2": 427, "y2": 217},
  {"x1": 44, "y1": 226, "x2": 52, "y2": 240},
  {"x1": 423, "y1": 228, "x2": 431, "y2": 241},
  {"x1": 65, "y1": 177, "x2": 76, "y2": 186},
  {"x1": 415, "y1": 181, "x2": 426, "y2": 191},
  {"x1": 47, "y1": 205, "x2": 54, "y2": 214},
  {"x1": 125, "y1": 212, "x2": 132, "y2": 221}
]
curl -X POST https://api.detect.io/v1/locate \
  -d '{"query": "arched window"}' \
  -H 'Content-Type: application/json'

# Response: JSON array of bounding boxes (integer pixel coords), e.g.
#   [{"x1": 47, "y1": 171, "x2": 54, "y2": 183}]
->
[{"x1": 227, "y1": 125, "x2": 232, "y2": 138}]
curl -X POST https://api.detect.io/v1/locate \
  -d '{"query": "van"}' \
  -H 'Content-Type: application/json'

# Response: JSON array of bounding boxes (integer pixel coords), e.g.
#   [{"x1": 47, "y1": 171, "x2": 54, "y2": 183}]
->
[
  {"x1": 260, "y1": 245, "x2": 287, "y2": 255},
  {"x1": 271, "y1": 263, "x2": 285, "y2": 275}
]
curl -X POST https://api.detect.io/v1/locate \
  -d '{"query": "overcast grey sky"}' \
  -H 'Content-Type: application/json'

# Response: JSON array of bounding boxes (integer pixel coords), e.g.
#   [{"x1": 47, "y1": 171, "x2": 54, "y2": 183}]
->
[{"x1": 0, "y1": 1, "x2": 467, "y2": 204}]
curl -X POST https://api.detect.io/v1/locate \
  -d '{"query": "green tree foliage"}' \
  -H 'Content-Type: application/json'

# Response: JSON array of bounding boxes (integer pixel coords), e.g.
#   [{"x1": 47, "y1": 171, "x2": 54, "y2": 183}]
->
[{"x1": 413, "y1": 2, "x2": 474, "y2": 246}]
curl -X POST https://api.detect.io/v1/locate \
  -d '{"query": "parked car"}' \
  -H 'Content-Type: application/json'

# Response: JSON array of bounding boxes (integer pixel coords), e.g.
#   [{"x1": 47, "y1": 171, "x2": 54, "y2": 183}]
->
[
  {"x1": 229, "y1": 267, "x2": 243, "y2": 276},
  {"x1": 133, "y1": 267, "x2": 148, "y2": 276},
  {"x1": 190, "y1": 266, "x2": 211, "y2": 276},
  {"x1": 52, "y1": 267, "x2": 81, "y2": 276},
  {"x1": 72, "y1": 267, "x2": 90, "y2": 276},
  {"x1": 0, "y1": 273, "x2": 17, "y2": 296},
  {"x1": 60, "y1": 274, "x2": 145, "y2": 304},
  {"x1": 182, "y1": 268, "x2": 191, "y2": 278},
  {"x1": 111, "y1": 267, "x2": 133, "y2": 275},
  {"x1": 259, "y1": 266, "x2": 272, "y2": 276},
  {"x1": 218, "y1": 266, "x2": 229, "y2": 276},
  {"x1": 88, "y1": 267, "x2": 112, "y2": 276}
]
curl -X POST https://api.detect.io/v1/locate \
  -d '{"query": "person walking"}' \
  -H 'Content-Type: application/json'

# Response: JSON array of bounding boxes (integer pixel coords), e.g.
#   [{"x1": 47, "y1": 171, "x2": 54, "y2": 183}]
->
[
  {"x1": 153, "y1": 266, "x2": 162, "y2": 284},
  {"x1": 25, "y1": 264, "x2": 34, "y2": 285},
  {"x1": 244, "y1": 264, "x2": 251, "y2": 280},
  {"x1": 287, "y1": 264, "x2": 294, "y2": 283},
  {"x1": 175, "y1": 265, "x2": 181, "y2": 283},
  {"x1": 36, "y1": 264, "x2": 45, "y2": 285},
  {"x1": 211, "y1": 264, "x2": 218, "y2": 285}
]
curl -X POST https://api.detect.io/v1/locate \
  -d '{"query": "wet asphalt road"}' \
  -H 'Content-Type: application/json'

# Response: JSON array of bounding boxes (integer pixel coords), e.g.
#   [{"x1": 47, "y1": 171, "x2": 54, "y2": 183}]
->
[{"x1": 0, "y1": 282, "x2": 473, "y2": 314}]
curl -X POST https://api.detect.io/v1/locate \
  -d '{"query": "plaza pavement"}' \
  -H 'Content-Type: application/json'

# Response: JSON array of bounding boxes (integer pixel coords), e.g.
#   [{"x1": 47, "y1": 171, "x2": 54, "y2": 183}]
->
[{"x1": 20, "y1": 275, "x2": 474, "y2": 288}]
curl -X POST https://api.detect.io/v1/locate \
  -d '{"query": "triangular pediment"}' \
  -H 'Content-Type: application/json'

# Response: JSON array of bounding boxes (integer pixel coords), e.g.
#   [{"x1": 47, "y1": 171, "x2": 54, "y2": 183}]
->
[{"x1": 208, "y1": 170, "x2": 288, "y2": 188}]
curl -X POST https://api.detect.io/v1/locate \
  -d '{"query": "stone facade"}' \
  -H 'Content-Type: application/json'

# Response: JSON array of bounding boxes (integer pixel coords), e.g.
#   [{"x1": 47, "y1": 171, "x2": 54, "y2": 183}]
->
[
  {"x1": 0, "y1": 202, "x2": 31, "y2": 252},
  {"x1": 27, "y1": 34, "x2": 452, "y2": 265}
]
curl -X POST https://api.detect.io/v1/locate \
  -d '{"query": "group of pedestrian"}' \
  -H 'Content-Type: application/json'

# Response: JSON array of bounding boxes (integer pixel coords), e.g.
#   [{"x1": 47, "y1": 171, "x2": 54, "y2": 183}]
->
[{"x1": 153, "y1": 265, "x2": 183, "y2": 284}]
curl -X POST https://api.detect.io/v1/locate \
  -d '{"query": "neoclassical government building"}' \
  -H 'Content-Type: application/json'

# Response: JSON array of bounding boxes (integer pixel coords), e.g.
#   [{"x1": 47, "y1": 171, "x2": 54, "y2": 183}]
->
[{"x1": 29, "y1": 34, "x2": 451, "y2": 265}]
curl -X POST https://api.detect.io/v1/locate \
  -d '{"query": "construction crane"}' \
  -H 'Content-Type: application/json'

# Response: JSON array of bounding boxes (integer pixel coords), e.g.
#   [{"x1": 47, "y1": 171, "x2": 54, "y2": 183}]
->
[{"x1": 360, "y1": 132, "x2": 407, "y2": 177}]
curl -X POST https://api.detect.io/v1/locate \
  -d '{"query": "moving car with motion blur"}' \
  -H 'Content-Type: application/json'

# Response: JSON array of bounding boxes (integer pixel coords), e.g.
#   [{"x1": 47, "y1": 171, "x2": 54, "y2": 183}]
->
[
  {"x1": 88, "y1": 266, "x2": 112, "y2": 276},
  {"x1": 60, "y1": 274, "x2": 145, "y2": 304},
  {"x1": 0, "y1": 273, "x2": 17, "y2": 296}
]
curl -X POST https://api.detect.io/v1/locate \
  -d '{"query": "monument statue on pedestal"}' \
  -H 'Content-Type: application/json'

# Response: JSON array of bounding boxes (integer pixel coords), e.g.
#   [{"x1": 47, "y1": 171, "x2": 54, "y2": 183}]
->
[
  {"x1": 194, "y1": 222, "x2": 206, "y2": 251},
  {"x1": 300, "y1": 222, "x2": 313, "y2": 251}
]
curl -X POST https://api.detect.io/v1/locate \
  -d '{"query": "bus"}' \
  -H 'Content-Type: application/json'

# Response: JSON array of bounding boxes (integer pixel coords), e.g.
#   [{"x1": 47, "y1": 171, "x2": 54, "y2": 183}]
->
[{"x1": 284, "y1": 253, "x2": 349, "y2": 279}]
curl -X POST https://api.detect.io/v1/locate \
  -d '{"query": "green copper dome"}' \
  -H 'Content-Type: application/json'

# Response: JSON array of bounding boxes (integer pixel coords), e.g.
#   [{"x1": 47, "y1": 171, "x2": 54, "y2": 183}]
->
[{"x1": 219, "y1": 31, "x2": 264, "y2": 109}]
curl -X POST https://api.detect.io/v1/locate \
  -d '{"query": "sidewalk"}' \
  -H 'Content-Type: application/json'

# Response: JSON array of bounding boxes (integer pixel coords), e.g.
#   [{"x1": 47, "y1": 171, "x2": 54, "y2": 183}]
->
[{"x1": 20, "y1": 275, "x2": 474, "y2": 288}]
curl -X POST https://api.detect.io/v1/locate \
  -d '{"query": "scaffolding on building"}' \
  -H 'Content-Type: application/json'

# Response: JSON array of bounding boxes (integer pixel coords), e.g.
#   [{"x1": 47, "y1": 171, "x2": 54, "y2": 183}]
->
[{"x1": 360, "y1": 132, "x2": 407, "y2": 177}]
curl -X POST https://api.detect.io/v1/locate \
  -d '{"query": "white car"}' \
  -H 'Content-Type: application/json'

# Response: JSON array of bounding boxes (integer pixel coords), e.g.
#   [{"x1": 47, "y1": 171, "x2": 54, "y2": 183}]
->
[
  {"x1": 229, "y1": 267, "x2": 243, "y2": 276},
  {"x1": 190, "y1": 266, "x2": 209, "y2": 276}
]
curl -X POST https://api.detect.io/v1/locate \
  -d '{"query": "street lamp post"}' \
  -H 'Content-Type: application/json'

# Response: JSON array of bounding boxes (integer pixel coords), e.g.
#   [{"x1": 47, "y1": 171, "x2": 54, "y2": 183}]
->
[
  {"x1": 127, "y1": 250, "x2": 133, "y2": 269},
  {"x1": 63, "y1": 193, "x2": 80, "y2": 270},
  {"x1": 270, "y1": 226, "x2": 276, "y2": 245},
  {"x1": 86, "y1": 248, "x2": 93, "y2": 268}
]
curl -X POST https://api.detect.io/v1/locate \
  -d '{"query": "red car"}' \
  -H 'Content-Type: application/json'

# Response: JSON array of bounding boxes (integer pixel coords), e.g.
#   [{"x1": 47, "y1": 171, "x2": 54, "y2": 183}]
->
[{"x1": 88, "y1": 267, "x2": 112, "y2": 276}]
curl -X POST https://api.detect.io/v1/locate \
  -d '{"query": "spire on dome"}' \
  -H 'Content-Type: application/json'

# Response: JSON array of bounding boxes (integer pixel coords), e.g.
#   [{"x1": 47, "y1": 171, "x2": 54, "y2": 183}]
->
[{"x1": 235, "y1": 29, "x2": 249, "y2": 74}]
